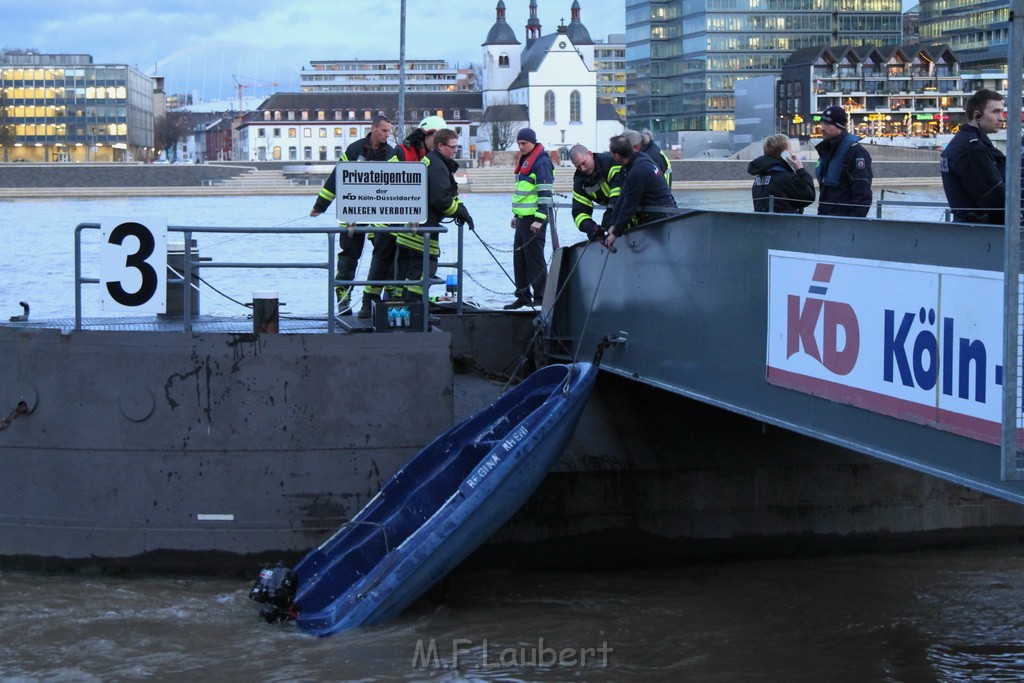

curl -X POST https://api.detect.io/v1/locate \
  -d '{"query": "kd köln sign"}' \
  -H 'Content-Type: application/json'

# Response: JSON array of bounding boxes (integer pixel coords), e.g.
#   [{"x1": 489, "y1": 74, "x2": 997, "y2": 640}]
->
[{"x1": 766, "y1": 249, "x2": 1007, "y2": 445}]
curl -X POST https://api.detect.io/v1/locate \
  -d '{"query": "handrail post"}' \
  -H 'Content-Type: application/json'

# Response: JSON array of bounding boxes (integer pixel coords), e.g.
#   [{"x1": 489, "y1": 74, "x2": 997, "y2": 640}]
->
[
  {"x1": 74, "y1": 223, "x2": 84, "y2": 331},
  {"x1": 327, "y1": 230, "x2": 337, "y2": 334},
  {"x1": 420, "y1": 231, "x2": 430, "y2": 332},
  {"x1": 182, "y1": 230, "x2": 193, "y2": 334},
  {"x1": 457, "y1": 220, "x2": 464, "y2": 315}
]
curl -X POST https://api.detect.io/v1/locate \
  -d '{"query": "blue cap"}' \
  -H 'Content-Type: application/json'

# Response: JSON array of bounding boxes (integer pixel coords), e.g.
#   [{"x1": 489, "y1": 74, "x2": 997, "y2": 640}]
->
[{"x1": 517, "y1": 128, "x2": 537, "y2": 144}]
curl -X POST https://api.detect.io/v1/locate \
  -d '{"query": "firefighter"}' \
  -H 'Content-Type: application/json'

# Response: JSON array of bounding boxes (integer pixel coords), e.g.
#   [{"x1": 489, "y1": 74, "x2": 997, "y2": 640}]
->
[
  {"x1": 505, "y1": 127, "x2": 554, "y2": 310},
  {"x1": 396, "y1": 127, "x2": 472, "y2": 303},
  {"x1": 310, "y1": 114, "x2": 398, "y2": 316},
  {"x1": 568, "y1": 143, "x2": 622, "y2": 242}
]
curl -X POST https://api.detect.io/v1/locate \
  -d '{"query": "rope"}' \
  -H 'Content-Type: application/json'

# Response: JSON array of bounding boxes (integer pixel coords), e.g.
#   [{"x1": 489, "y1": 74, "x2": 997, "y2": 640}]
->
[
  {"x1": 198, "y1": 214, "x2": 310, "y2": 250},
  {"x1": 572, "y1": 247, "x2": 611, "y2": 366},
  {"x1": 468, "y1": 227, "x2": 517, "y2": 288},
  {"x1": 165, "y1": 263, "x2": 254, "y2": 311},
  {"x1": 497, "y1": 239, "x2": 601, "y2": 394},
  {"x1": 0, "y1": 401, "x2": 28, "y2": 432}
]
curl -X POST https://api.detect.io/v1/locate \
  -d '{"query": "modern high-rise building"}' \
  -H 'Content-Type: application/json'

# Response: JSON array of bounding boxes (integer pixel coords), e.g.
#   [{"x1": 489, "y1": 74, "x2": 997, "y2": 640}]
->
[
  {"x1": 595, "y1": 34, "x2": 627, "y2": 119},
  {"x1": 625, "y1": 0, "x2": 903, "y2": 132},
  {"x1": 1, "y1": 51, "x2": 159, "y2": 162},
  {"x1": 918, "y1": 0, "x2": 1009, "y2": 70}
]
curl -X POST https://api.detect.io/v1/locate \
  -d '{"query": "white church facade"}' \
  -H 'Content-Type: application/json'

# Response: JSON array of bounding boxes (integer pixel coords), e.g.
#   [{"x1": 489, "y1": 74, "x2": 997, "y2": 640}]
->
[{"x1": 479, "y1": 0, "x2": 623, "y2": 155}]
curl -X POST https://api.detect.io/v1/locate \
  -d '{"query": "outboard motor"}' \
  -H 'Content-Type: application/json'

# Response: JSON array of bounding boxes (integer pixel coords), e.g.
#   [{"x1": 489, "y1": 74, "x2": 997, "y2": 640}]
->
[{"x1": 248, "y1": 562, "x2": 298, "y2": 623}]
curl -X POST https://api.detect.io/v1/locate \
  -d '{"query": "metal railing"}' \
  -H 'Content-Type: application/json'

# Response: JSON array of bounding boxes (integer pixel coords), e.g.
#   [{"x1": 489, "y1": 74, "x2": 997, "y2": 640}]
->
[
  {"x1": 74, "y1": 222, "x2": 457, "y2": 334},
  {"x1": 875, "y1": 189, "x2": 952, "y2": 221}
]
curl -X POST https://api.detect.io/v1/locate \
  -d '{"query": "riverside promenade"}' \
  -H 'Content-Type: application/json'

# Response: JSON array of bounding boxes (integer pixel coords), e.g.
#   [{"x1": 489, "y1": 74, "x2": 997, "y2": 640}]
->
[{"x1": 0, "y1": 148, "x2": 942, "y2": 198}]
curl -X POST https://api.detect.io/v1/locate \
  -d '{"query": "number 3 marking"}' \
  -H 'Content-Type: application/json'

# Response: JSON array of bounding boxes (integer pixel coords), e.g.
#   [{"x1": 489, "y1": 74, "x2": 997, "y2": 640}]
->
[{"x1": 105, "y1": 222, "x2": 159, "y2": 307}]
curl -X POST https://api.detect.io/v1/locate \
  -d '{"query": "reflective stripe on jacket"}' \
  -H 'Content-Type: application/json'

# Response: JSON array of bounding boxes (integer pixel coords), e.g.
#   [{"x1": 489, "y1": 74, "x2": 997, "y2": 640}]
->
[{"x1": 512, "y1": 150, "x2": 555, "y2": 223}]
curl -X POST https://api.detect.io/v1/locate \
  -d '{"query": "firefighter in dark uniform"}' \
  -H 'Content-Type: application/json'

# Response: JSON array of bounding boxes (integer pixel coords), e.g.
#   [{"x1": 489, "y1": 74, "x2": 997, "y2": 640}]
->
[
  {"x1": 603, "y1": 134, "x2": 677, "y2": 252},
  {"x1": 640, "y1": 129, "x2": 673, "y2": 188},
  {"x1": 941, "y1": 88, "x2": 1008, "y2": 225},
  {"x1": 814, "y1": 106, "x2": 873, "y2": 217},
  {"x1": 568, "y1": 143, "x2": 623, "y2": 242},
  {"x1": 310, "y1": 114, "x2": 398, "y2": 316},
  {"x1": 396, "y1": 127, "x2": 472, "y2": 303}
]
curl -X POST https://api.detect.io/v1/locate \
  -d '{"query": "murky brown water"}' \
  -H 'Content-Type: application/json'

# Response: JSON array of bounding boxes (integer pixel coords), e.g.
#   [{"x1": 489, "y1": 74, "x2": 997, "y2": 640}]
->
[
  {"x1": 3, "y1": 546, "x2": 1024, "y2": 681},
  {"x1": 0, "y1": 188, "x2": 972, "y2": 681}
]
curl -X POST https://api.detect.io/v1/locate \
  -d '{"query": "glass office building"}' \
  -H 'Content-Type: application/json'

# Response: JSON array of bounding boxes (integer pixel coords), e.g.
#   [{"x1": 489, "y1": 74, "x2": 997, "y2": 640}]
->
[
  {"x1": 1, "y1": 52, "x2": 157, "y2": 162},
  {"x1": 918, "y1": 0, "x2": 1009, "y2": 70},
  {"x1": 626, "y1": 0, "x2": 903, "y2": 132}
]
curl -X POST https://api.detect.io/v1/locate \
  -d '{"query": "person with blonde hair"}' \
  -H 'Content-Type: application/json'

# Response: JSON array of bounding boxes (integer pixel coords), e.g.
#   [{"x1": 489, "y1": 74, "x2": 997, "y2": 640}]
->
[{"x1": 747, "y1": 134, "x2": 815, "y2": 214}]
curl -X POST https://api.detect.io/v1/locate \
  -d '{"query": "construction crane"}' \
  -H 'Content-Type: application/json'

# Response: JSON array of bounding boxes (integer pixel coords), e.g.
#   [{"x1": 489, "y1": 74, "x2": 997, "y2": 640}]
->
[{"x1": 232, "y1": 75, "x2": 279, "y2": 112}]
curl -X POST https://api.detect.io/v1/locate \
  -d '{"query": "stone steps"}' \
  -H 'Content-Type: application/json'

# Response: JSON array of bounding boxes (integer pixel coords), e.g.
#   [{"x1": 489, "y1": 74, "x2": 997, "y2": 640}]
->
[{"x1": 214, "y1": 168, "x2": 295, "y2": 188}]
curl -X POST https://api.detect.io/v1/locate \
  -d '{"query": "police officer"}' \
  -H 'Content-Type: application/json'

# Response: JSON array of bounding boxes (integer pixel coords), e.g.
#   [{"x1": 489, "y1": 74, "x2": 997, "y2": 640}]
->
[
  {"x1": 941, "y1": 88, "x2": 1007, "y2": 224},
  {"x1": 505, "y1": 128, "x2": 554, "y2": 310},
  {"x1": 815, "y1": 106, "x2": 872, "y2": 217},
  {"x1": 747, "y1": 134, "x2": 815, "y2": 213},
  {"x1": 568, "y1": 143, "x2": 622, "y2": 242}
]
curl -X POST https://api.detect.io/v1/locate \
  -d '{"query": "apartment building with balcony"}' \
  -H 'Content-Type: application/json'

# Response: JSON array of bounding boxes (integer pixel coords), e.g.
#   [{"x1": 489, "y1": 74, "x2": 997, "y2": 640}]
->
[
  {"x1": 777, "y1": 43, "x2": 963, "y2": 139},
  {"x1": 236, "y1": 92, "x2": 482, "y2": 162},
  {"x1": 299, "y1": 59, "x2": 479, "y2": 94}
]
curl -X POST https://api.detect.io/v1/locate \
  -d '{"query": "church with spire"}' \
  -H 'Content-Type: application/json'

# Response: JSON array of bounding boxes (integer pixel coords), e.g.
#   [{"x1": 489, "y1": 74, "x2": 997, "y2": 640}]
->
[{"x1": 480, "y1": 1, "x2": 623, "y2": 155}]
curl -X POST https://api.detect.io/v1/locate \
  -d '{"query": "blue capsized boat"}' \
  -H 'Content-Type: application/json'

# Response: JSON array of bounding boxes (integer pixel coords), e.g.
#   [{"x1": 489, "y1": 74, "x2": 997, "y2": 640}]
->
[{"x1": 249, "y1": 362, "x2": 597, "y2": 636}]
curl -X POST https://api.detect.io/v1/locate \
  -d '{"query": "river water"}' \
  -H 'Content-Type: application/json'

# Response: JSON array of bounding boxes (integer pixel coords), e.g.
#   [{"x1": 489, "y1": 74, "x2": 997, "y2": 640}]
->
[
  {"x1": 0, "y1": 186, "x2": 948, "y2": 321},
  {"x1": 7, "y1": 186, "x2": 1022, "y2": 682}
]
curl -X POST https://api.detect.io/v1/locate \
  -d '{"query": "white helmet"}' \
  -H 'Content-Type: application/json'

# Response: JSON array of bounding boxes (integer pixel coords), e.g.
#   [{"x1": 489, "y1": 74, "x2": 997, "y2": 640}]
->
[{"x1": 418, "y1": 115, "x2": 447, "y2": 133}]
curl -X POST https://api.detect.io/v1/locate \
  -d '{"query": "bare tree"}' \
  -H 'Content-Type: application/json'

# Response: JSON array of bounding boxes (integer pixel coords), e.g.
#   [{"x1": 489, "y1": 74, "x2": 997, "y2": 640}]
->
[
  {"x1": 482, "y1": 97, "x2": 526, "y2": 152},
  {"x1": 154, "y1": 113, "x2": 192, "y2": 161}
]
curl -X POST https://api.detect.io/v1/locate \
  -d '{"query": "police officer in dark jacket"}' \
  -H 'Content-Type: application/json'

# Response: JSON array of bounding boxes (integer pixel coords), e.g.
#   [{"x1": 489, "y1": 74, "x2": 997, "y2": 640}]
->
[
  {"x1": 941, "y1": 88, "x2": 1007, "y2": 224},
  {"x1": 815, "y1": 106, "x2": 872, "y2": 217},
  {"x1": 603, "y1": 135, "x2": 677, "y2": 252},
  {"x1": 747, "y1": 134, "x2": 816, "y2": 213}
]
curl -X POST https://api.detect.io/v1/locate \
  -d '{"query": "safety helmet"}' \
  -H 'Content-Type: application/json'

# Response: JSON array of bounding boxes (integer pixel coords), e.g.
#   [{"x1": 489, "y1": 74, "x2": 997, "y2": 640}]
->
[{"x1": 418, "y1": 115, "x2": 447, "y2": 133}]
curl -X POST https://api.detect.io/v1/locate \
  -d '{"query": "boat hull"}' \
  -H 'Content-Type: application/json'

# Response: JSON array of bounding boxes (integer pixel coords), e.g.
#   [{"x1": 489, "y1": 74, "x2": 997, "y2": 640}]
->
[{"x1": 292, "y1": 363, "x2": 597, "y2": 636}]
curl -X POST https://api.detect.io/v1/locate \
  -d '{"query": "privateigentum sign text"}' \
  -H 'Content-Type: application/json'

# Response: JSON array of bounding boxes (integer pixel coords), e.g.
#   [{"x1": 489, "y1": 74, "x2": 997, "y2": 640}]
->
[
  {"x1": 335, "y1": 161, "x2": 427, "y2": 223},
  {"x1": 766, "y1": 250, "x2": 1010, "y2": 445}
]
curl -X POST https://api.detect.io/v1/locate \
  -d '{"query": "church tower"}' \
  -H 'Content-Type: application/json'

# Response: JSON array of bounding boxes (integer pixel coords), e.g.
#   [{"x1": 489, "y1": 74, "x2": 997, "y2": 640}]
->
[
  {"x1": 525, "y1": 0, "x2": 542, "y2": 47},
  {"x1": 482, "y1": 0, "x2": 521, "y2": 103},
  {"x1": 564, "y1": 0, "x2": 596, "y2": 69}
]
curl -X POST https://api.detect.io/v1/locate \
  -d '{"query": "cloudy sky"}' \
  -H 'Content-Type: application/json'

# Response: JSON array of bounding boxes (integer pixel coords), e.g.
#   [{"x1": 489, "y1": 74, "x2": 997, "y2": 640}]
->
[
  {"x1": 5, "y1": 0, "x2": 916, "y2": 101},
  {"x1": 4, "y1": 1, "x2": 625, "y2": 99}
]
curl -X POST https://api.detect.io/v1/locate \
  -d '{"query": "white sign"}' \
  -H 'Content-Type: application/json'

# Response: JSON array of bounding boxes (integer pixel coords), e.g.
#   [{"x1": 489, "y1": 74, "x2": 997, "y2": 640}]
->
[
  {"x1": 99, "y1": 218, "x2": 168, "y2": 313},
  {"x1": 334, "y1": 161, "x2": 427, "y2": 223},
  {"x1": 766, "y1": 250, "x2": 1010, "y2": 445}
]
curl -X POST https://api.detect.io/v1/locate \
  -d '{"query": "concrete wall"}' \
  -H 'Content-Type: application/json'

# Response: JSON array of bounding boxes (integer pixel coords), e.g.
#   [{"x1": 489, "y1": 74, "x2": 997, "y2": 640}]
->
[{"x1": 0, "y1": 163, "x2": 254, "y2": 188}]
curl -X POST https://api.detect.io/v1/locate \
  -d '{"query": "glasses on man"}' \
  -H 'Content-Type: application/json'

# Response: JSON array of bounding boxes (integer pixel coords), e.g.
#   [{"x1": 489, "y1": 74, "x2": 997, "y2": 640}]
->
[{"x1": 440, "y1": 142, "x2": 458, "y2": 150}]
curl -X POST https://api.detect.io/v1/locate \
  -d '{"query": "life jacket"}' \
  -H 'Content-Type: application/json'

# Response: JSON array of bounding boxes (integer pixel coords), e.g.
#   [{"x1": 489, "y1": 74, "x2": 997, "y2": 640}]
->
[{"x1": 512, "y1": 144, "x2": 554, "y2": 220}]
